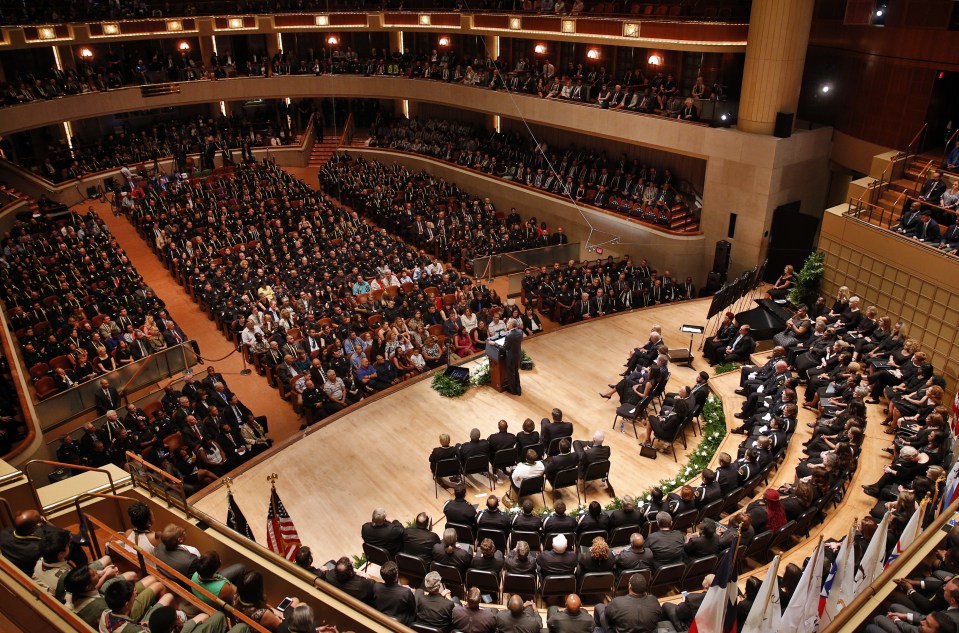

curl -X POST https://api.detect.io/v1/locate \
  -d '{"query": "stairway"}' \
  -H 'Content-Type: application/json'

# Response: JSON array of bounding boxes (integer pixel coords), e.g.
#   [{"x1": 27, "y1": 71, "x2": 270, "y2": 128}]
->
[
  {"x1": 0, "y1": 183, "x2": 38, "y2": 214},
  {"x1": 308, "y1": 138, "x2": 342, "y2": 167}
]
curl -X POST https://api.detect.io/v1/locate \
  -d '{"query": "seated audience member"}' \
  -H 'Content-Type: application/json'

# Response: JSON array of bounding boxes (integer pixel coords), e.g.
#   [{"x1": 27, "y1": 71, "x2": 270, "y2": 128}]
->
[
  {"x1": 545, "y1": 438, "x2": 580, "y2": 485},
  {"x1": 617, "y1": 533, "x2": 655, "y2": 572},
  {"x1": 293, "y1": 547, "x2": 325, "y2": 576},
  {"x1": 578, "y1": 536, "x2": 616, "y2": 575},
  {"x1": 515, "y1": 418, "x2": 541, "y2": 458},
  {"x1": 432, "y1": 528, "x2": 472, "y2": 573},
  {"x1": 541, "y1": 408, "x2": 574, "y2": 455},
  {"x1": 536, "y1": 534, "x2": 577, "y2": 578},
  {"x1": 361, "y1": 507, "x2": 405, "y2": 556},
  {"x1": 471, "y1": 537, "x2": 505, "y2": 578},
  {"x1": 430, "y1": 433, "x2": 460, "y2": 486},
  {"x1": 0, "y1": 509, "x2": 85, "y2": 576},
  {"x1": 452, "y1": 586, "x2": 496, "y2": 633},
  {"x1": 663, "y1": 574, "x2": 713, "y2": 632},
  {"x1": 608, "y1": 495, "x2": 642, "y2": 531},
  {"x1": 684, "y1": 523, "x2": 722, "y2": 559},
  {"x1": 577, "y1": 501, "x2": 610, "y2": 534},
  {"x1": 415, "y1": 571, "x2": 457, "y2": 632},
  {"x1": 505, "y1": 540, "x2": 538, "y2": 575},
  {"x1": 154, "y1": 524, "x2": 202, "y2": 578},
  {"x1": 593, "y1": 573, "x2": 662, "y2": 633},
  {"x1": 458, "y1": 428, "x2": 490, "y2": 466},
  {"x1": 323, "y1": 556, "x2": 374, "y2": 605},
  {"x1": 645, "y1": 512, "x2": 686, "y2": 568},
  {"x1": 495, "y1": 595, "x2": 543, "y2": 633},
  {"x1": 233, "y1": 571, "x2": 300, "y2": 631},
  {"x1": 96, "y1": 578, "x2": 176, "y2": 633},
  {"x1": 443, "y1": 485, "x2": 477, "y2": 527},
  {"x1": 403, "y1": 512, "x2": 440, "y2": 562},
  {"x1": 511, "y1": 499, "x2": 544, "y2": 534},
  {"x1": 510, "y1": 449, "x2": 546, "y2": 492},
  {"x1": 191, "y1": 550, "x2": 239, "y2": 605},
  {"x1": 547, "y1": 594, "x2": 594, "y2": 633},
  {"x1": 543, "y1": 501, "x2": 578, "y2": 537},
  {"x1": 477, "y1": 495, "x2": 512, "y2": 533},
  {"x1": 373, "y1": 561, "x2": 416, "y2": 625}
]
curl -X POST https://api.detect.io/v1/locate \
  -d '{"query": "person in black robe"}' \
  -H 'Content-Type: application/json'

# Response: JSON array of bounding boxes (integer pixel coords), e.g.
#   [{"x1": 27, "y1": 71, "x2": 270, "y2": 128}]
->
[{"x1": 503, "y1": 321, "x2": 524, "y2": 396}]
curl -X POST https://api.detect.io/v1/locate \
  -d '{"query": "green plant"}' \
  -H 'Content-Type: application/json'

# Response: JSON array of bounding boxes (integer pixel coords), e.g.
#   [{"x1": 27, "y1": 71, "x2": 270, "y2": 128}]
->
[
  {"x1": 714, "y1": 361, "x2": 739, "y2": 375},
  {"x1": 431, "y1": 372, "x2": 469, "y2": 398},
  {"x1": 352, "y1": 553, "x2": 367, "y2": 569},
  {"x1": 521, "y1": 350, "x2": 535, "y2": 369},
  {"x1": 788, "y1": 250, "x2": 826, "y2": 307},
  {"x1": 646, "y1": 396, "x2": 727, "y2": 495}
]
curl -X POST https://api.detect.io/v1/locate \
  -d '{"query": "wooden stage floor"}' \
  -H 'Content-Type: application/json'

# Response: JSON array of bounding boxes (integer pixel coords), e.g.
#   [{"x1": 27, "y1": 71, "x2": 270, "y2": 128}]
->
[{"x1": 191, "y1": 295, "x2": 887, "y2": 573}]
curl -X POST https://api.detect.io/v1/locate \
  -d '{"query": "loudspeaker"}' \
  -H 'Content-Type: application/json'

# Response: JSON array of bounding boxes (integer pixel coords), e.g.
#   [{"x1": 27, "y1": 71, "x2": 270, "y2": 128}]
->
[
  {"x1": 705, "y1": 271, "x2": 726, "y2": 292},
  {"x1": 774, "y1": 112, "x2": 794, "y2": 138},
  {"x1": 713, "y1": 240, "x2": 731, "y2": 274},
  {"x1": 86, "y1": 186, "x2": 99, "y2": 199}
]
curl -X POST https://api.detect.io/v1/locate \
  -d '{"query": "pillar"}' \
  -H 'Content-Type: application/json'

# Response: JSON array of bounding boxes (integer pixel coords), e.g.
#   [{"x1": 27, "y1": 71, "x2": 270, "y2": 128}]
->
[
  {"x1": 737, "y1": 0, "x2": 814, "y2": 135},
  {"x1": 197, "y1": 34, "x2": 215, "y2": 70},
  {"x1": 56, "y1": 45, "x2": 76, "y2": 73}
]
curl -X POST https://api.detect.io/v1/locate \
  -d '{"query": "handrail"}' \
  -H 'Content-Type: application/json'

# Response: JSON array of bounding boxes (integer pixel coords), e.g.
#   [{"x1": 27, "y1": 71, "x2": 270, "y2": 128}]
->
[
  {"x1": 913, "y1": 159, "x2": 934, "y2": 195},
  {"x1": 339, "y1": 112, "x2": 356, "y2": 148},
  {"x1": 23, "y1": 459, "x2": 117, "y2": 515},
  {"x1": 72, "y1": 492, "x2": 136, "y2": 560},
  {"x1": 896, "y1": 122, "x2": 928, "y2": 162},
  {"x1": 124, "y1": 451, "x2": 188, "y2": 511},
  {"x1": 0, "y1": 496, "x2": 15, "y2": 530},
  {"x1": 83, "y1": 513, "x2": 272, "y2": 633}
]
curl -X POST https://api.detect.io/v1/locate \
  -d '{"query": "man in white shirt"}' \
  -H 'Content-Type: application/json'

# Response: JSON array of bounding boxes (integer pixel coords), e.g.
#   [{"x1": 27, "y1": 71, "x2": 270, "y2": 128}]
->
[{"x1": 511, "y1": 449, "x2": 545, "y2": 489}]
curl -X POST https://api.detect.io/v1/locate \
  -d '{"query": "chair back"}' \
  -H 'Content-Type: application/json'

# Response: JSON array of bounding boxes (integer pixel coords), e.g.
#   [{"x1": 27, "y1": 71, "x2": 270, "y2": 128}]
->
[
  {"x1": 464, "y1": 568, "x2": 501, "y2": 600},
  {"x1": 445, "y1": 522, "x2": 475, "y2": 546},
  {"x1": 540, "y1": 574, "x2": 577, "y2": 600},
  {"x1": 682, "y1": 555, "x2": 718, "y2": 589},
  {"x1": 429, "y1": 562, "x2": 465, "y2": 595},
  {"x1": 519, "y1": 443, "x2": 544, "y2": 460},
  {"x1": 696, "y1": 499, "x2": 724, "y2": 523},
  {"x1": 492, "y1": 448, "x2": 518, "y2": 471},
  {"x1": 581, "y1": 460, "x2": 611, "y2": 485},
  {"x1": 411, "y1": 624, "x2": 443, "y2": 633},
  {"x1": 476, "y1": 528, "x2": 508, "y2": 551},
  {"x1": 650, "y1": 562, "x2": 687, "y2": 595},
  {"x1": 502, "y1": 572, "x2": 537, "y2": 600},
  {"x1": 432, "y1": 458, "x2": 460, "y2": 479},
  {"x1": 362, "y1": 542, "x2": 392, "y2": 568},
  {"x1": 743, "y1": 530, "x2": 774, "y2": 561},
  {"x1": 551, "y1": 467, "x2": 579, "y2": 492},
  {"x1": 616, "y1": 568, "x2": 651, "y2": 593},
  {"x1": 395, "y1": 552, "x2": 428, "y2": 588},
  {"x1": 510, "y1": 530, "x2": 542, "y2": 552},
  {"x1": 462, "y1": 453, "x2": 490, "y2": 476},
  {"x1": 672, "y1": 509, "x2": 699, "y2": 533},
  {"x1": 578, "y1": 571, "x2": 616, "y2": 599},
  {"x1": 608, "y1": 525, "x2": 639, "y2": 548},
  {"x1": 576, "y1": 530, "x2": 608, "y2": 550}
]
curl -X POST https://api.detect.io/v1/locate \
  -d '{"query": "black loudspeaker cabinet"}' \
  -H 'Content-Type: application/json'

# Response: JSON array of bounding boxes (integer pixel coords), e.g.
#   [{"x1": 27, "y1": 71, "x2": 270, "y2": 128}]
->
[
  {"x1": 713, "y1": 240, "x2": 731, "y2": 274},
  {"x1": 705, "y1": 271, "x2": 726, "y2": 292},
  {"x1": 774, "y1": 112, "x2": 794, "y2": 138}
]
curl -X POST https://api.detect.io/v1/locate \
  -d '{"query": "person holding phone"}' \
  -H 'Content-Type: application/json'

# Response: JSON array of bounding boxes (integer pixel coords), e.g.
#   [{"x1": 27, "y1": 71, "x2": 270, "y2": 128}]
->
[{"x1": 233, "y1": 571, "x2": 301, "y2": 631}]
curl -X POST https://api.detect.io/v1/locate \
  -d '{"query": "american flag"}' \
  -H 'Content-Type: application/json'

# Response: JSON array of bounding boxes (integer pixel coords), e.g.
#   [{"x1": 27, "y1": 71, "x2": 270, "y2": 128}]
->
[
  {"x1": 690, "y1": 544, "x2": 738, "y2": 633},
  {"x1": 266, "y1": 486, "x2": 301, "y2": 560},
  {"x1": 226, "y1": 490, "x2": 255, "y2": 542}
]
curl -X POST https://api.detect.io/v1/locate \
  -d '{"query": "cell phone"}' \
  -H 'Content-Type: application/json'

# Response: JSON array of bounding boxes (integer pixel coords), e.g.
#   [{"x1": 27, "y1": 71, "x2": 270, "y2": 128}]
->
[{"x1": 276, "y1": 597, "x2": 293, "y2": 613}]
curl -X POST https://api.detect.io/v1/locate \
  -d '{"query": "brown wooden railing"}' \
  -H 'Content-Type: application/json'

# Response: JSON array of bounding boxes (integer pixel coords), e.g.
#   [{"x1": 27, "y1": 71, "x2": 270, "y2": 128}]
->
[
  {"x1": 23, "y1": 459, "x2": 119, "y2": 514},
  {"x1": 895, "y1": 122, "x2": 928, "y2": 164},
  {"x1": 339, "y1": 112, "x2": 355, "y2": 148}
]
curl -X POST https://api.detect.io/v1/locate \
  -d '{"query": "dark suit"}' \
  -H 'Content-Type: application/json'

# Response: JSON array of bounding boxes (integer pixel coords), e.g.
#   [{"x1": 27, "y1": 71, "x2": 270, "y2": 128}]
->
[
  {"x1": 362, "y1": 520, "x2": 405, "y2": 556},
  {"x1": 503, "y1": 328, "x2": 524, "y2": 395},
  {"x1": 724, "y1": 334, "x2": 755, "y2": 363},
  {"x1": 94, "y1": 386, "x2": 121, "y2": 414},
  {"x1": 573, "y1": 441, "x2": 611, "y2": 475},
  {"x1": 373, "y1": 582, "x2": 417, "y2": 625},
  {"x1": 541, "y1": 420, "x2": 574, "y2": 455},
  {"x1": 487, "y1": 431, "x2": 517, "y2": 459},
  {"x1": 597, "y1": 593, "x2": 662, "y2": 633},
  {"x1": 458, "y1": 439, "x2": 491, "y2": 465},
  {"x1": 547, "y1": 606, "x2": 595, "y2": 633},
  {"x1": 443, "y1": 498, "x2": 477, "y2": 527},
  {"x1": 545, "y1": 451, "x2": 580, "y2": 484},
  {"x1": 645, "y1": 529, "x2": 686, "y2": 568},
  {"x1": 536, "y1": 549, "x2": 577, "y2": 578},
  {"x1": 402, "y1": 527, "x2": 440, "y2": 562}
]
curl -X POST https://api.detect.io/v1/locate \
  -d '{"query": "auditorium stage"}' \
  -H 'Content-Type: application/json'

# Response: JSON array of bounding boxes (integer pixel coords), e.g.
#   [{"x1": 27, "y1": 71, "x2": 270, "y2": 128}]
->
[{"x1": 191, "y1": 298, "x2": 714, "y2": 560}]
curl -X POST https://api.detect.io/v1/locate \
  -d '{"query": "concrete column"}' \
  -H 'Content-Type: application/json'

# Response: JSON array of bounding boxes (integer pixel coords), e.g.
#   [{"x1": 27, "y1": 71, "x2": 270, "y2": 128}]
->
[
  {"x1": 737, "y1": 0, "x2": 814, "y2": 135},
  {"x1": 56, "y1": 46, "x2": 76, "y2": 73},
  {"x1": 197, "y1": 35, "x2": 215, "y2": 71},
  {"x1": 389, "y1": 30, "x2": 403, "y2": 56}
]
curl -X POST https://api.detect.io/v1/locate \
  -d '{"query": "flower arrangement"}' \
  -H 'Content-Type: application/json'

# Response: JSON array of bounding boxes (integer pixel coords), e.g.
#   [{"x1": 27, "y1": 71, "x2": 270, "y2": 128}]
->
[
  {"x1": 431, "y1": 354, "x2": 533, "y2": 397},
  {"x1": 714, "y1": 361, "x2": 739, "y2": 375}
]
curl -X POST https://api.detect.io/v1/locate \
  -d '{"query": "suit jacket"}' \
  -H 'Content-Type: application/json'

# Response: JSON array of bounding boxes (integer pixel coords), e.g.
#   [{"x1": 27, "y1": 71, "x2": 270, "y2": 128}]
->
[
  {"x1": 487, "y1": 431, "x2": 517, "y2": 458},
  {"x1": 362, "y1": 520, "x2": 405, "y2": 556},
  {"x1": 403, "y1": 527, "x2": 440, "y2": 561},
  {"x1": 541, "y1": 420, "x2": 574, "y2": 454},
  {"x1": 545, "y1": 451, "x2": 580, "y2": 484},
  {"x1": 495, "y1": 605, "x2": 543, "y2": 633},
  {"x1": 646, "y1": 529, "x2": 686, "y2": 568},
  {"x1": 727, "y1": 334, "x2": 755, "y2": 358},
  {"x1": 602, "y1": 593, "x2": 662, "y2": 633},
  {"x1": 443, "y1": 498, "x2": 477, "y2": 527},
  {"x1": 546, "y1": 606, "x2": 595, "y2": 633},
  {"x1": 536, "y1": 549, "x2": 577, "y2": 577},
  {"x1": 94, "y1": 386, "x2": 120, "y2": 414}
]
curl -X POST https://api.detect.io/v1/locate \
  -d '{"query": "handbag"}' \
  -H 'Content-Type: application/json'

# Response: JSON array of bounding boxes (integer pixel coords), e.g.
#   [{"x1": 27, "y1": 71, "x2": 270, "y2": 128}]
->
[{"x1": 639, "y1": 443, "x2": 658, "y2": 460}]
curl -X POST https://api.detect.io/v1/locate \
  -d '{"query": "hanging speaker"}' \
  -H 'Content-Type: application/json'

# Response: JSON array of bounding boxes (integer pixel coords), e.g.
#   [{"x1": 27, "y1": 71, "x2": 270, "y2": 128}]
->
[
  {"x1": 774, "y1": 112, "x2": 794, "y2": 138},
  {"x1": 713, "y1": 240, "x2": 731, "y2": 274}
]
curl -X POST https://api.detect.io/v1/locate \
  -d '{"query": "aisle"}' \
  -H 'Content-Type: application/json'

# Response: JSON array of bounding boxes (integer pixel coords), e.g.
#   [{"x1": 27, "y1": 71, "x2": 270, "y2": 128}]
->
[{"x1": 84, "y1": 199, "x2": 301, "y2": 442}]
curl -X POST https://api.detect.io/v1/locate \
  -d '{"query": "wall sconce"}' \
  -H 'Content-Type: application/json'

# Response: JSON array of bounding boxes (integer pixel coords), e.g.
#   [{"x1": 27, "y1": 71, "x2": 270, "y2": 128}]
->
[
  {"x1": 178, "y1": 41, "x2": 191, "y2": 52},
  {"x1": 647, "y1": 54, "x2": 662, "y2": 66},
  {"x1": 419, "y1": 14, "x2": 431, "y2": 26},
  {"x1": 37, "y1": 27, "x2": 57, "y2": 40},
  {"x1": 79, "y1": 47, "x2": 94, "y2": 60},
  {"x1": 534, "y1": 43, "x2": 547, "y2": 55},
  {"x1": 561, "y1": 19, "x2": 575, "y2": 33},
  {"x1": 438, "y1": 36, "x2": 450, "y2": 47},
  {"x1": 166, "y1": 20, "x2": 183, "y2": 32},
  {"x1": 622, "y1": 22, "x2": 639, "y2": 38},
  {"x1": 102, "y1": 23, "x2": 120, "y2": 35},
  {"x1": 586, "y1": 48, "x2": 600, "y2": 60},
  {"x1": 327, "y1": 35, "x2": 339, "y2": 46},
  {"x1": 509, "y1": 17, "x2": 522, "y2": 30},
  {"x1": 314, "y1": 15, "x2": 329, "y2": 26},
  {"x1": 227, "y1": 18, "x2": 244, "y2": 29}
]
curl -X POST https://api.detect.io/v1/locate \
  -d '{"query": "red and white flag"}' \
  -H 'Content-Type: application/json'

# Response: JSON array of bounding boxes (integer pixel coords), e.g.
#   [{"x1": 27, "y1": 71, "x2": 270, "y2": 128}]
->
[{"x1": 266, "y1": 485, "x2": 301, "y2": 561}]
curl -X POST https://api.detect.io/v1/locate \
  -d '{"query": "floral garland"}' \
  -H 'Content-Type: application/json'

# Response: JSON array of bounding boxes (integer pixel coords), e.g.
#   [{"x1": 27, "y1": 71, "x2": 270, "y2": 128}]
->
[{"x1": 431, "y1": 354, "x2": 533, "y2": 398}]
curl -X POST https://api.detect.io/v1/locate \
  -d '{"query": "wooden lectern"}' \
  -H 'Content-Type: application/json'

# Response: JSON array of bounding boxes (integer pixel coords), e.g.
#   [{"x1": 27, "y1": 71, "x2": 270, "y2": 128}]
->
[{"x1": 485, "y1": 339, "x2": 508, "y2": 393}]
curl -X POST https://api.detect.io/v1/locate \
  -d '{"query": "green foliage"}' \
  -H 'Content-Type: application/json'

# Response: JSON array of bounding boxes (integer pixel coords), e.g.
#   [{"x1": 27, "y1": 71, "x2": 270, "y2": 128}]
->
[
  {"x1": 431, "y1": 372, "x2": 469, "y2": 398},
  {"x1": 521, "y1": 350, "x2": 535, "y2": 368},
  {"x1": 352, "y1": 553, "x2": 367, "y2": 570},
  {"x1": 788, "y1": 251, "x2": 826, "y2": 308},
  {"x1": 648, "y1": 396, "x2": 727, "y2": 495},
  {"x1": 472, "y1": 363, "x2": 491, "y2": 386},
  {"x1": 714, "y1": 362, "x2": 739, "y2": 375}
]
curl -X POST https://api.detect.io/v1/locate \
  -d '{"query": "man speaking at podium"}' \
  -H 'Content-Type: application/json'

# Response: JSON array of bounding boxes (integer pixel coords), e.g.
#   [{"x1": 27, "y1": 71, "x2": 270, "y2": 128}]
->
[{"x1": 503, "y1": 319, "x2": 524, "y2": 396}]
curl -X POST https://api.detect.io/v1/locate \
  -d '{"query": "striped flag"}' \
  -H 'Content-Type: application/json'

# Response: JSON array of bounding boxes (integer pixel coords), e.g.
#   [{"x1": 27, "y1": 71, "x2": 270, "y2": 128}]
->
[
  {"x1": 943, "y1": 458, "x2": 959, "y2": 515},
  {"x1": 952, "y1": 390, "x2": 959, "y2": 435},
  {"x1": 689, "y1": 544, "x2": 738, "y2": 633},
  {"x1": 780, "y1": 538, "x2": 824, "y2": 633},
  {"x1": 226, "y1": 490, "x2": 255, "y2": 542},
  {"x1": 741, "y1": 555, "x2": 781, "y2": 633},
  {"x1": 886, "y1": 502, "x2": 924, "y2": 568},
  {"x1": 266, "y1": 486, "x2": 301, "y2": 560},
  {"x1": 855, "y1": 511, "x2": 890, "y2": 594}
]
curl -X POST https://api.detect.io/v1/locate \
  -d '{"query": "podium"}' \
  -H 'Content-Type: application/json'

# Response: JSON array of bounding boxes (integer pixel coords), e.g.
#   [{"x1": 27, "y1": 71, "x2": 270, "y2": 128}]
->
[{"x1": 485, "y1": 338, "x2": 508, "y2": 393}]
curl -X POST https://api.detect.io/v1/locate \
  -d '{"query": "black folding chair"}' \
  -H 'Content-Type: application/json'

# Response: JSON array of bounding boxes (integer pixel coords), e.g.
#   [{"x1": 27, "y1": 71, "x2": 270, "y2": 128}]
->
[
  {"x1": 502, "y1": 572, "x2": 537, "y2": 601},
  {"x1": 445, "y1": 522, "x2": 475, "y2": 547},
  {"x1": 612, "y1": 399, "x2": 646, "y2": 438},
  {"x1": 432, "y1": 458, "x2": 460, "y2": 498},
  {"x1": 578, "y1": 571, "x2": 616, "y2": 601},
  {"x1": 615, "y1": 568, "x2": 651, "y2": 595},
  {"x1": 476, "y1": 527, "x2": 508, "y2": 551},
  {"x1": 361, "y1": 542, "x2": 392, "y2": 572},
  {"x1": 540, "y1": 574, "x2": 577, "y2": 604},
  {"x1": 430, "y1": 561, "x2": 465, "y2": 597},
  {"x1": 576, "y1": 530, "x2": 608, "y2": 550},
  {"x1": 608, "y1": 525, "x2": 639, "y2": 548},
  {"x1": 491, "y1": 447, "x2": 518, "y2": 480},
  {"x1": 514, "y1": 474, "x2": 546, "y2": 507},
  {"x1": 546, "y1": 435, "x2": 572, "y2": 456},
  {"x1": 682, "y1": 554, "x2": 718, "y2": 591},
  {"x1": 461, "y1": 453, "x2": 493, "y2": 489},
  {"x1": 395, "y1": 552, "x2": 428, "y2": 588},
  {"x1": 649, "y1": 562, "x2": 686, "y2": 596},
  {"x1": 580, "y1": 460, "x2": 612, "y2": 500},
  {"x1": 550, "y1": 467, "x2": 581, "y2": 505},
  {"x1": 465, "y1": 568, "x2": 502, "y2": 602},
  {"x1": 510, "y1": 530, "x2": 542, "y2": 552}
]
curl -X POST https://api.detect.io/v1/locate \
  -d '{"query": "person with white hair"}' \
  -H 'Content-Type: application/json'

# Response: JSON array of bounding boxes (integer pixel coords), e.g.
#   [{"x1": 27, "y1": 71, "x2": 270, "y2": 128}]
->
[
  {"x1": 625, "y1": 331, "x2": 666, "y2": 374},
  {"x1": 535, "y1": 533, "x2": 577, "y2": 579},
  {"x1": 573, "y1": 430, "x2": 612, "y2": 477},
  {"x1": 414, "y1": 571, "x2": 457, "y2": 631},
  {"x1": 360, "y1": 507, "x2": 404, "y2": 556}
]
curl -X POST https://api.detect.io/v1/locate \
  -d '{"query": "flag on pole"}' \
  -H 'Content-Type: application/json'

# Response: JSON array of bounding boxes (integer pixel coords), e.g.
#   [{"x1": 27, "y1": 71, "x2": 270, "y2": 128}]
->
[
  {"x1": 266, "y1": 484, "x2": 301, "y2": 560},
  {"x1": 820, "y1": 525, "x2": 856, "y2": 628},
  {"x1": 952, "y1": 390, "x2": 959, "y2": 435},
  {"x1": 226, "y1": 489, "x2": 255, "y2": 542},
  {"x1": 854, "y1": 511, "x2": 891, "y2": 595},
  {"x1": 886, "y1": 502, "x2": 925, "y2": 567},
  {"x1": 780, "y1": 538, "x2": 824, "y2": 633},
  {"x1": 943, "y1": 460, "x2": 959, "y2": 515},
  {"x1": 741, "y1": 555, "x2": 782, "y2": 633},
  {"x1": 689, "y1": 544, "x2": 739, "y2": 633}
]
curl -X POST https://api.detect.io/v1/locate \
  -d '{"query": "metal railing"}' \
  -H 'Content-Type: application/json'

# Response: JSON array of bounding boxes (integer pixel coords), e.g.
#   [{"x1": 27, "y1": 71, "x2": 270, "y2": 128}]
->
[
  {"x1": 895, "y1": 122, "x2": 928, "y2": 164},
  {"x1": 124, "y1": 451, "x2": 188, "y2": 511},
  {"x1": 23, "y1": 460, "x2": 118, "y2": 515},
  {"x1": 843, "y1": 195, "x2": 957, "y2": 260}
]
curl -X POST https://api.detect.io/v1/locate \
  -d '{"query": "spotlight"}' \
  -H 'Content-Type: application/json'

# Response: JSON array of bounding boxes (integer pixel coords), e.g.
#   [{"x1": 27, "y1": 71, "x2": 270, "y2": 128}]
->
[
  {"x1": 875, "y1": 8, "x2": 884, "y2": 16},
  {"x1": 79, "y1": 47, "x2": 94, "y2": 60},
  {"x1": 327, "y1": 35, "x2": 339, "y2": 46},
  {"x1": 820, "y1": 83, "x2": 832, "y2": 94},
  {"x1": 178, "y1": 41, "x2": 191, "y2": 52},
  {"x1": 438, "y1": 36, "x2": 450, "y2": 47},
  {"x1": 647, "y1": 54, "x2": 661, "y2": 66},
  {"x1": 586, "y1": 48, "x2": 600, "y2": 60},
  {"x1": 534, "y1": 43, "x2": 547, "y2": 55}
]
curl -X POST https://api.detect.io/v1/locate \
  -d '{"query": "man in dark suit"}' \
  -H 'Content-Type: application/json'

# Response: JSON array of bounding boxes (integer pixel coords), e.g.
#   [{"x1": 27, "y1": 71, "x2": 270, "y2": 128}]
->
[
  {"x1": 201, "y1": 366, "x2": 230, "y2": 394},
  {"x1": 429, "y1": 433, "x2": 459, "y2": 485},
  {"x1": 545, "y1": 438, "x2": 579, "y2": 485},
  {"x1": 573, "y1": 431, "x2": 611, "y2": 476},
  {"x1": 487, "y1": 419, "x2": 517, "y2": 460},
  {"x1": 402, "y1": 513, "x2": 440, "y2": 562},
  {"x1": 662, "y1": 576, "x2": 710, "y2": 632},
  {"x1": 536, "y1": 534, "x2": 577, "y2": 579},
  {"x1": 645, "y1": 512, "x2": 686, "y2": 569},
  {"x1": 715, "y1": 452, "x2": 738, "y2": 494},
  {"x1": 179, "y1": 376, "x2": 201, "y2": 404},
  {"x1": 541, "y1": 408, "x2": 574, "y2": 456},
  {"x1": 915, "y1": 210, "x2": 941, "y2": 243},
  {"x1": 616, "y1": 533, "x2": 654, "y2": 572},
  {"x1": 547, "y1": 594, "x2": 594, "y2": 633},
  {"x1": 593, "y1": 573, "x2": 662, "y2": 633},
  {"x1": 940, "y1": 222, "x2": 959, "y2": 253},
  {"x1": 443, "y1": 485, "x2": 477, "y2": 527},
  {"x1": 721, "y1": 325, "x2": 755, "y2": 364},
  {"x1": 572, "y1": 293, "x2": 594, "y2": 322},
  {"x1": 458, "y1": 428, "x2": 490, "y2": 466},
  {"x1": 897, "y1": 201, "x2": 923, "y2": 236},
  {"x1": 503, "y1": 320, "x2": 524, "y2": 396},
  {"x1": 373, "y1": 562, "x2": 416, "y2": 625},
  {"x1": 94, "y1": 378, "x2": 121, "y2": 415},
  {"x1": 643, "y1": 387, "x2": 691, "y2": 449},
  {"x1": 361, "y1": 508, "x2": 405, "y2": 556}
]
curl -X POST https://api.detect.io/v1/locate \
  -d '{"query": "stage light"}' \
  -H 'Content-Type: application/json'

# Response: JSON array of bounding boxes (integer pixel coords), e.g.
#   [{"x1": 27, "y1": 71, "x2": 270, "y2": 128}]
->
[
  {"x1": 228, "y1": 18, "x2": 244, "y2": 29},
  {"x1": 820, "y1": 83, "x2": 832, "y2": 94},
  {"x1": 166, "y1": 20, "x2": 183, "y2": 32},
  {"x1": 37, "y1": 27, "x2": 56, "y2": 40},
  {"x1": 720, "y1": 113, "x2": 728, "y2": 121},
  {"x1": 314, "y1": 15, "x2": 329, "y2": 26},
  {"x1": 327, "y1": 35, "x2": 339, "y2": 46},
  {"x1": 79, "y1": 47, "x2": 94, "y2": 60},
  {"x1": 509, "y1": 17, "x2": 522, "y2": 30},
  {"x1": 419, "y1": 14, "x2": 431, "y2": 25},
  {"x1": 586, "y1": 48, "x2": 600, "y2": 60},
  {"x1": 102, "y1": 23, "x2": 120, "y2": 35},
  {"x1": 875, "y1": 8, "x2": 884, "y2": 16},
  {"x1": 438, "y1": 36, "x2": 450, "y2": 47},
  {"x1": 647, "y1": 54, "x2": 661, "y2": 66},
  {"x1": 178, "y1": 41, "x2": 191, "y2": 52},
  {"x1": 534, "y1": 43, "x2": 547, "y2": 55}
]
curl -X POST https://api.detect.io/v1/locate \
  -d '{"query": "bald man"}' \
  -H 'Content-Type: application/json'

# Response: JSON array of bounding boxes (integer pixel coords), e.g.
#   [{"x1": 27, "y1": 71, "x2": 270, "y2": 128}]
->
[
  {"x1": 547, "y1": 594, "x2": 594, "y2": 633},
  {"x1": 495, "y1": 595, "x2": 542, "y2": 633},
  {"x1": 0, "y1": 509, "x2": 86, "y2": 575}
]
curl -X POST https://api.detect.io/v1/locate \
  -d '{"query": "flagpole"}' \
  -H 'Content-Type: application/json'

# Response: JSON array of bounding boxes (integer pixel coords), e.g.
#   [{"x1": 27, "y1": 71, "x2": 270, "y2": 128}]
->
[
  {"x1": 931, "y1": 471, "x2": 946, "y2": 516},
  {"x1": 267, "y1": 472, "x2": 279, "y2": 514}
]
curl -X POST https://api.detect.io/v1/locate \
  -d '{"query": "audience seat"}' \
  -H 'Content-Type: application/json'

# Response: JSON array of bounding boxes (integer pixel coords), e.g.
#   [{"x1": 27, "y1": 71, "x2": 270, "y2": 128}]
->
[{"x1": 34, "y1": 376, "x2": 58, "y2": 400}]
